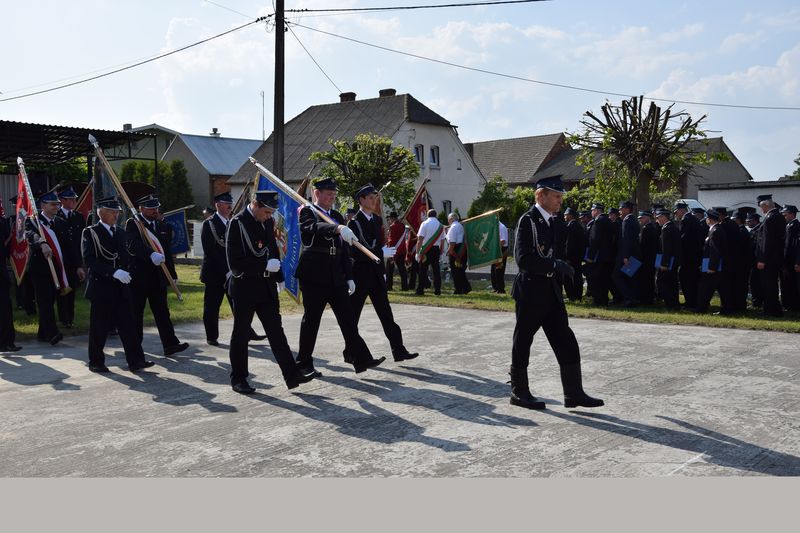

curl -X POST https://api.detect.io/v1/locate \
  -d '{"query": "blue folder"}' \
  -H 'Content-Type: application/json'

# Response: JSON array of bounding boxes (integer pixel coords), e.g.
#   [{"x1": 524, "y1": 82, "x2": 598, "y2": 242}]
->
[
  {"x1": 655, "y1": 254, "x2": 674, "y2": 270},
  {"x1": 702, "y1": 257, "x2": 722, "y2": 273},
  {"x1": 620, "y1": 256, "x2": 642, "y2": 278}
]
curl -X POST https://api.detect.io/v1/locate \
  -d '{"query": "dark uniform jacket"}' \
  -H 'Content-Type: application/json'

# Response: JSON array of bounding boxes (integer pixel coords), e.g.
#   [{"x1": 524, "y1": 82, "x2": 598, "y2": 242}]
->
[
  {"x1": 618, "y1": 214, "x2": 641, "y2": 260},
  {"x1": 294, "y1": 205, "x2": 352, "y2": 287},
  {"x1": 587, "y1": 214, "x2": 613, "y2": 263},
  {"x1": 511, "y1": 205, "x2": 563, "y2": 302},
  {"x1": 640, "y1": 221, "x2": 659, "y2": 266},
  {"x1": 565, "y1": 219, "x2": 586, "y2": 262},
  {"x1": 658, "y1": 220, "x2": 682, "y2": 269},
  {"x1": 680, "y1": 212, "x2": 704, "y2": 267},
  {"x1": 81, "y1": 222, "x2": 131, "y2": 302},
  {"x1": 720, "y1": 218, "x2": 740, "y2": 266},
  {"x1": 348, "y1": 210, "x2": 387, "y2": 288},
  {"x1": 226, "y1": 207, "x2": 283, "y2": 304},
  {"x1": 200, "y1": 213, "x2": 229, "y2": 285},
  {"x1": 55, "y1": 208, "x2": 86, "y2": 270},
  {"x1": 755, "y1": 208, "x2": 785, "y2": 266},
  {"x1": 785, "y1": 218, "x2": 800, "y2": 269},
  {"x1": 704, "y1": 223, "x2": 727, "y2": 272},
  {"x1": 125, "y1": 215, "x2": 178, "y2": 287},
  {"x1": 25, "y1": 213, "x2": 69, "y2": 279}
]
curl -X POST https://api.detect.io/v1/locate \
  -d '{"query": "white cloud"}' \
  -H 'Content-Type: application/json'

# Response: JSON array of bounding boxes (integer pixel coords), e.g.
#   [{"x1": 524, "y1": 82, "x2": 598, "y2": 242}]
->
[{"x1": 720, "y1": 32, "x2": 766, "y2": 53}]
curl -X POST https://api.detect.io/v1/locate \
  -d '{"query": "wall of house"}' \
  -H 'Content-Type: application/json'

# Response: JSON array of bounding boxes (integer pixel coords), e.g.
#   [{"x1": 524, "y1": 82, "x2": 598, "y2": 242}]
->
[
  {"x1": 393, "y1": 123, "x2": 484, "y2": 219},
  {"x1": 698, "y1": 182, "x2": 800, "y2": 211},
  {"x1": 683, "y1": 145, "x2": 752, "y2": 199},
  {"x1": 161, "y1": 137, "x2": 212, "y2": 208}
]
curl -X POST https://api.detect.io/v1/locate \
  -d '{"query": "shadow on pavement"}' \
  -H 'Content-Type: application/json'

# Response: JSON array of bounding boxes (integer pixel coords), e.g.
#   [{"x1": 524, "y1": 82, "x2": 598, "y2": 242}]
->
[
  {"x1": 0, "y1": 355, "x2": 81, "y2": 391},
  {"x1": 545, "y1": 410, "x2": 800, "y2": 476}
]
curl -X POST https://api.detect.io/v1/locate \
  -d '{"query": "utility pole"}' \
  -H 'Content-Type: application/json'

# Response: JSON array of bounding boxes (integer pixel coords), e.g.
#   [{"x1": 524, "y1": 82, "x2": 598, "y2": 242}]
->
[
  {"x1": 260, "y1": 90, "x2": 265, "y2": 141},
  {"x1": 273, "y1": 0, "x2": 285, "y2": 179}
]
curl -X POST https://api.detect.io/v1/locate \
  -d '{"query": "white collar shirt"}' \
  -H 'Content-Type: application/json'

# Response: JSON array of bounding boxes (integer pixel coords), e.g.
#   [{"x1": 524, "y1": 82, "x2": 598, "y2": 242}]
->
[
  {"x1": 446, "y1": 220, "x2": 464, "y2": 244},
  {"x1": 535, "y1": 204, "x2": 553, "y2": 225}
]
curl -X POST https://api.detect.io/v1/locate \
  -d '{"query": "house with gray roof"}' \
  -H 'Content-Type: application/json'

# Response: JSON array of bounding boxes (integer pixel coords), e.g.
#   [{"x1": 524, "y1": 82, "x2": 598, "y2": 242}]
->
[{"x1": 228, "y1": 89, "x2": 485, "y2": 216}]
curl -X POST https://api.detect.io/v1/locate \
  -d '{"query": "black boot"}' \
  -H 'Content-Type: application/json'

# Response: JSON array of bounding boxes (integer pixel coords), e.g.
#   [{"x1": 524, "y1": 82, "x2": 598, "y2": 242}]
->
[
  {"x1": 392, "y1": 347, "x2": 419, "y2": 362},
  {"x1": 509, "y1": 365, "x2": 545, "y2": 410},
  {"x1": 560, "y1": 364, "x2": 604, "y2": 408}
]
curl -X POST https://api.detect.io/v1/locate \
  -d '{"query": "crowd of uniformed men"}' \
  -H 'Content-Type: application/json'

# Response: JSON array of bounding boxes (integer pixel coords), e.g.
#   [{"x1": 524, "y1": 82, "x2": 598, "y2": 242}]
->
[{"x1": 2, "y1": 174, "x2": 797, "y2": 409}]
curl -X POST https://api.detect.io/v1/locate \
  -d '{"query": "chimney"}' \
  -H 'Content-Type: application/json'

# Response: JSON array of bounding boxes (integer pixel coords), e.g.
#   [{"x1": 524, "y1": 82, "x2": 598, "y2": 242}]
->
[
  {"x1": 123, "y1": 123, "x2": 132, "y2": 131},
  {"x1": 339, "y1": 92, "x2": 356, "y2": 102},
  {"x1": 210, "y1": 127, "x2": 220, "y2": 137},
  {"x1": 379, "y1": 88, "x2": 396, "y2": 98}
]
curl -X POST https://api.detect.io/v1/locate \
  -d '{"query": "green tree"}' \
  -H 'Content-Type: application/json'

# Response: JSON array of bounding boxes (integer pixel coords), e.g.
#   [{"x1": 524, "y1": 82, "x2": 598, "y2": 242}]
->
[
  {"x1": 510, "y1": 186, "x2": 538, "y2": 226},
  {"x1": 569, "y1": 95, "x2": 723, "y2": 209},
  {"x1": 309, "y1": 133, "x2": 419, "y2": 212},
  {"x1": 119, "y1": 159, "x2": 196, "y2": 216},
  {"x1": 782, "y1": 152, "x2": 800, "y2": 180},
  {"x1": 467, "y1": 175, "x2": 513, "y2": 225}
]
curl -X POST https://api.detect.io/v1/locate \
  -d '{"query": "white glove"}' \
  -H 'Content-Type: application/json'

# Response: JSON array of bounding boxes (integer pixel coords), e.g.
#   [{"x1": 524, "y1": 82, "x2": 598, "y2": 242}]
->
[
  {"x1": 113, "y1": 269, "x2": 132, "y2": 284},
  {"x1": 347, "y1": 279, "x2": 356, "y2": 295},
  {"x1": 339, "y1": 225, "x2": 358, "y2": 245},
  {"x1": 150, "y1": 252, "x2": 165, "y2": 266},
  {"x1": 277, "y1": 281, "x2": 285, "y2": 293},
  {"x1": 266, "y1": 258, "x2": 281, "y2": 272},
  {"x1": 40, "y1": 243, "x2": 53, "y2": 258},
  {"x1": 381, "y1": 246, "x2": 396, "y2": 258}
]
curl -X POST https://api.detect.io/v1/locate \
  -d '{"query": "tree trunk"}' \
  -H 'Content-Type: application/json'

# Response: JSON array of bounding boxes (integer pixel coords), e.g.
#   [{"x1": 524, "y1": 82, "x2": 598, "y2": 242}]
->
[{"x1": 635, "y1": 171, "x2": 652, "y2": 210}]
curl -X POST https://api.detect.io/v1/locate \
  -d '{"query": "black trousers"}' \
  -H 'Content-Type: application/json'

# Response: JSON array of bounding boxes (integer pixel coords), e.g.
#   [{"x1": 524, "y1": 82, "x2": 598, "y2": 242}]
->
[
  {"x1": 733, "y1": 263, "x2": 751, "y2": 312},
  {"x1": 750, "y1": 264, "x2": 763, "y2": 307},
  {"x1": 406, "y1": 258, "x2": 417, "y2": 290},
  {"x1": 56, "y1": 268, "x2": 80, "y2": 326},
  {"x1": 657, "y1": 269, "x2": 680, "y2": 309},
  {"x1": 760, "y1": 265, "x2": 783, "y2": 316},
  {"x1": 697, "y1": 272, "x2": 722, "y2": 313},
  {"x1": 611, "y1": 258, "x2": 638, "y2": 303},
  {"x1": 416, "y1": 247, "x2": 441, "y2": 294},
  {"x1": 490, "y1": 250, "x2": 508, "y2": 293},
  {"x1": 16, "y1": 275, "x2": 36, "y2": 315},
  {"x1": 203, "y1": 280, "x2": 231, "y2": 342},
  {"x1": 679, "y1": 264, "x2": 700, "y2": 308},
  {"x1": 88, "y1": 296, "x2": 146, "y2": 367},
  {"x1": 511, "y1": 285, "x2": 581, "y2": 370},
  {"x1": 296, "y1": 282, "x2": 373, "y2": 370},
  {"x1": 229, "y1": 291, "x2": 297, "y2": 384},
  {"x1": 130, "y1": 280, "x2": 180, "y2": 349},
  {"x1": 0, "y1": 269, "x2": 16, "y2": 348},
  {"x1": 781, "y1": 267, "x2": 800, "y2": 311},
  {"x1": 638, "y1": 264, "x2": 656, "y2": 304},
  {"x1": 449, "y1": 255, "x2": 471, "y2": 294},
  {"x1": 350, "y1": 275, "x2": 404, "y2": 352},
  {"x1": 588, "y1": 261, "x2": 612, "y2": 305},
  {"x1": 385, "y1": 258, "x2": 408, "y2": 291},
  {"x1": 32, "y1": 273, "x2": 60, "y2": 341}
]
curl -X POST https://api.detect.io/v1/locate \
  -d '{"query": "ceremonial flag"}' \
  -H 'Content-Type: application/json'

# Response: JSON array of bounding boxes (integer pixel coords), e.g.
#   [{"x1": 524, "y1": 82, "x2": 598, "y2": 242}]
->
[
  {"x1": 257, "y1": 173, "x2": 302, "y2": 301},
  {"x1": 75, "y1": 182, "x2": 93, "y2": 221},
  {"x1": 462, "y1": 210, "x2": 502, "y2": 269},
  {"x1": 162, "y1": 208, "x2": 191, "y2": 255},
  {"x1": 10, "y1": 172, "x2": 32, "y2": 284},
  {"x1": 38, "y1": 219, "x2": 70, "y2": 290},
  {"x1": 400, "y1": 179, "x2": 431, "y2": 234}
]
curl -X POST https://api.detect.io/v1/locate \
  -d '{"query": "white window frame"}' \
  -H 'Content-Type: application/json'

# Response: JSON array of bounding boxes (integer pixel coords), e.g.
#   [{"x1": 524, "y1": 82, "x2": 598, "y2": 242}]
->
[
  {"x1": 429, "y1": 145, "x2": 440, "y2": 168},
  {"x1": 413, "y1": 144, "x2": 424, "y2": 166}
]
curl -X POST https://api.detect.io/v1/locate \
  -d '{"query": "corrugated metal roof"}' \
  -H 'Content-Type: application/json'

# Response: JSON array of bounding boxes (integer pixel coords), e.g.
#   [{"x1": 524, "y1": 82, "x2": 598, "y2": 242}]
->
[
  {"x1": 229, "y1": 93, "x2": 451, "y2": 185},
  {"x1": 464, "y1": 133, "x2": 566, "y2": 184},
  {"x1": 176, "y1": 134, "x2": 262, "y2": 176}
]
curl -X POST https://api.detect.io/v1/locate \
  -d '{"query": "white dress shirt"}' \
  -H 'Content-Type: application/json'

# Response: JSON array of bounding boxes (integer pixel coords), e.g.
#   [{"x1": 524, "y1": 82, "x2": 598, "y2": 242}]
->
[
  {"x1": 446, "y1": 220, "x2": 464, "y2": 244},
  {"x1": 417, "y1": 216, "x2": 444, "y2": 247}
]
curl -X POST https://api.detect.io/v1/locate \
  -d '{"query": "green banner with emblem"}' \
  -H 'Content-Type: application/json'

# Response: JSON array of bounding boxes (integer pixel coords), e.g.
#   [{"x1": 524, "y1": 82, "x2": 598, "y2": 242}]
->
[{"x1": 462, "y1": 210, "x2": 502, "y2": 269}]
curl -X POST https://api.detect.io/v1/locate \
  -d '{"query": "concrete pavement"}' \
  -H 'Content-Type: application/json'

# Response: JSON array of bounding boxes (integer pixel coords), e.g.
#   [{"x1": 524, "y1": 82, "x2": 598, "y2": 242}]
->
[{"x1": 1, "y1": 303, "x2": 798, "y2": 477}]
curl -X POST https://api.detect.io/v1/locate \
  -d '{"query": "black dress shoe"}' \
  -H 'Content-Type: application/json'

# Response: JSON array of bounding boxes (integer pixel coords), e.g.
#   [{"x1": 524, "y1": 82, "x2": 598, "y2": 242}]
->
[
  {"x1": 62, "y1": 322, "x2": 74, "y2": 329},
  {"x1": 286, "y1": 370, "x2": 316, "y2": 390},
  {"x1": 232, "y1": 381, "x2": 256, "y2": 394},
  {"x1": 297, "y1": 365, "x2": 322, "y2": 377},
  {"x1": 2, "y1": 344, "x2": 23, "y2": 352},
  {"x1": 249, "y1": 332, "x2": 267, "y2": 341},
  {"x1": 49, "y1": 333, "x2": 64, "y2": 346},
  {"x1": 354, "y1": 356, "x2": 386, "y2": 374},
  {"x1": 164, "y1": 342, "x2": 189, "y2": 356},
  {"x1": 129, "y1": 360, "x2": 155, "y2": 372},
  {"x1": 207, "y1": 339, "x2": 220, "y2": 346},
  {"x1": 393, "y1": 349, "x2": 419, "y2": 362},
  {"x1": 510, "y1": 392, "x2": 546, "y2": 410},
  {"x1": 564, "y1": 392, "x2": 604, "y2": 408},
  {"x1": 88, "y1": 364, "x2": 111, "y2": 373}
]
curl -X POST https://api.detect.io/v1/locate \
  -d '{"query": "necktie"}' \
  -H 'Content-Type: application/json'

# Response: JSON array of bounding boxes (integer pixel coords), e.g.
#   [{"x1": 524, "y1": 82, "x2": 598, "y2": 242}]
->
[{"x1": 110, "y1": 226, "x2": 116, "y2": 237}]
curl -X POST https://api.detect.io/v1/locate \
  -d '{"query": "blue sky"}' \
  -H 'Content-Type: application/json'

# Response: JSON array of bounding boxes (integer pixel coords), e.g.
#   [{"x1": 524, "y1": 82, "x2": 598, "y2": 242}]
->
[{"x1": 2, "y1": 0, "x2": 798, "y2": 180}]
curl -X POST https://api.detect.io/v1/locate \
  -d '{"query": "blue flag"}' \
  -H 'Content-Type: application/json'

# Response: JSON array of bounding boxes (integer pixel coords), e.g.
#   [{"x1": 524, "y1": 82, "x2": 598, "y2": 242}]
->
[
  {"x1": 163, "y1": 209, "x2": 191, "y2": 255},
  {"x1": 258, "y1": 174, "x2": 302, "y2": 300}
]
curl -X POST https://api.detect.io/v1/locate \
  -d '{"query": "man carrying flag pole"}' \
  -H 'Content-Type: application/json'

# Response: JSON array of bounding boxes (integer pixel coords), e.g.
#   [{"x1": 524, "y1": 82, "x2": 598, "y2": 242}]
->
[
  {"x1": 0, "y1": 195, "x2": 21, "y2": 353},
  {"x1": 415, "y1": 209, "x2": 444, "y2": 296}
]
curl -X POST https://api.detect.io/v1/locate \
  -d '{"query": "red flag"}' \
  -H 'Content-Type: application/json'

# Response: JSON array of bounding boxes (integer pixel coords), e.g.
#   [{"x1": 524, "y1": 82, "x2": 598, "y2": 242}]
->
[
  {"x1": 400, "y1": 180, "x2": 431, "y2": 235},
  {"x1": 75, "y1": 185, "x2": 93, "y2": 220},
  {"x1": 10, "y1": 173, "x2": 32, "y2": 284}
]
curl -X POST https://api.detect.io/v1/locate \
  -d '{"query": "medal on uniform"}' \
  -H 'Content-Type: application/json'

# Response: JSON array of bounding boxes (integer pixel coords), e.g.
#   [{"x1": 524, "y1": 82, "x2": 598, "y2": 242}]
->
[{"x1": 330, "y1": 246, "x2": 336, "y2": 255}]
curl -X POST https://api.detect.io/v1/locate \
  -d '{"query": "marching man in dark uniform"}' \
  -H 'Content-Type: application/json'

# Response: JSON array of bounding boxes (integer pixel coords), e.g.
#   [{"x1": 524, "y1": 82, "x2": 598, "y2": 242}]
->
[
  {"x1": 562, "y1": 207, "x2": 585, "y2": 301},
  {"x1": 655, "y1": 209, "x2": 682, "y2": 310},
  {"x1": 637, "y1": 210, "x2": 659, "y2": 305},
  {"x1": 695, "y1": 209, "x2": 728, "y2": 314},
  {"x1": 612, "y1": 200, "x2": 641, "y2": 307},
  {"x1": 714, "y1": 207, "x2": 738, "y2": 314},
  {"x1": 755, "y1": 194, "x2": 785, "y2": 317},
  {"x1": 126, "y1": 194, "x2": 189, "y2": 356},
  {"x1": 585, "y1": 202, "x2": 613, "y2": 306},
  {"x1": 225, "y1": 188, "x2": 315, "y2": 394},
  {"x1": 54, "y1": 186, "x2": 86, "y2": 329},
  {"x1": 25, "y1": 191, "x2": 68, "y2": 345},
  {"x1": 509, "y1": 176, "x2": 603, "y2": 410},
  {"x1": 781, "y1": 205, "x2": 800, "y2": 311},
  {"x1": 0, "y1": 210, "x2": 21, "y2": 353},
  {"x1": 730, "y1": 210, "x2": 753, "y2": 312},
  {"x1": 385, "y1": 211, "x2": 407, "y2": 291},
  {"x1": 675, "y1": 202, "x2": 703, "y2": 310},
  {"x1": 747, "y1": 212, "x2": 763, "y2": 308},
  {"x1": 200, "y1": 192, "x2": 266, "y2": 346},
  {"x1": 294, "y1": 177, "x2": 386, "y2": 376},
  {"x1": 81, "y1": 197, "x2": 154, "y2": 373},
  {"x1": 347, "y1": 184, "x2": 419, "y2": 362}
]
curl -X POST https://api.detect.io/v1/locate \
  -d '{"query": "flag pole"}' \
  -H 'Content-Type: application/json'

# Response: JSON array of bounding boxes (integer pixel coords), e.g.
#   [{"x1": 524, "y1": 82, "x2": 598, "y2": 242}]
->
[
  {"x1": 89, "y1": 135, "x2": 183, "y2": 301},
  {"x1": 16, "y1": 157, "x2": 66, "y2": 294},
  {"x1": 248, "y1": 157, "x2": 380, "y2": 263},
  {"x1": 400, "y1": 175, "x2": 431, "y2": 235},
  {"x1": 460, "y1": 208, "x2": 504, "y2": 224},
  {"x1": 160, "y1": 204, "x2": 195, "y2": 217}
]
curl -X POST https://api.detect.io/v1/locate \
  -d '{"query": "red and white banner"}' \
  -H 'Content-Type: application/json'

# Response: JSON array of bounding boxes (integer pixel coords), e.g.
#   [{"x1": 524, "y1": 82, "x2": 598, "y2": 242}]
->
[
  {"x1": 400, "y1": 180, "x2": 431, "y2": 235},
  {"x1": 38, "y1": 219, "x2": 70, "y2": 290},
  {"x1": 10, "y1": 173, "x2": 32, "y2": 284}
]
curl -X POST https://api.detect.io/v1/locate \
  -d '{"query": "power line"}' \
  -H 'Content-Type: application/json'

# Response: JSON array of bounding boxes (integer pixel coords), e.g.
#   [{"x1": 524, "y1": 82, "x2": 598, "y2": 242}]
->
[
  {"x1": 0, "y1": 16, "x2": 270, "y2": 103},
  {"x1": 290, "y1": 21, "x2": 800, "y2": 112},
  {"x1": 287, "y1": 0, "x2": 550, "y2": 14}
]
